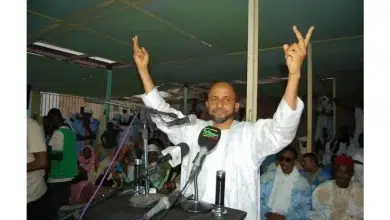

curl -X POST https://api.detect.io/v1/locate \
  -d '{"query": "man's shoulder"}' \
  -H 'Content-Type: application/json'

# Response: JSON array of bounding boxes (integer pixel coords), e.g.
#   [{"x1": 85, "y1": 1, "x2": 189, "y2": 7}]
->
[
  {"x1": 295, "y1": 175, "x2": 311, "y2": 190},
  {"x1": 312, "y1": 180, "x2": 333, "y2": 198},
  {"x1": 27, "y1": 118, "x2": 40, "y2": 128},
  {"x1": 27, "y1": 118, "x2": 44, "y2": 138},
  {"x1": 260, "y1": 170, "x2": 276, "y2": 184},
  {"x1": 315, "y1": 180, "x2": 333, "y2": 190},
  {"x1": 50, "y1": 130, "x2": 63, "y2": 140}
]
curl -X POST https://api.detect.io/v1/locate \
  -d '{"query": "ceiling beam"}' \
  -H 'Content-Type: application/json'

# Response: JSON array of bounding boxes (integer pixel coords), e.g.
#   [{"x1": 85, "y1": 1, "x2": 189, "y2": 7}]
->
[
  {"x1": 27, "y1": 47, "x2": 108, "y2": 69},
  {"x1": 64, "y1": 54, "x2": 91, "y2": 61}
]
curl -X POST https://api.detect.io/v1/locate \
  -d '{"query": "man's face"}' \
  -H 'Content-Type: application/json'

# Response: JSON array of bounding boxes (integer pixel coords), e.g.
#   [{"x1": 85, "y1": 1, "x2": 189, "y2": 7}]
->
[
  {"x1": 148, "y1": 151, "x2": 159, "y2": 164},
  {"x1": 302, "y1": 157, "x2": 315, "y2": 172},
  {"x1": 334, "y1": 165, "x2": 354, "y2": 188},
  {"x1": 206, "y1": 83, "x2": 239, "y2": 124},
  {"x1": 280, "y1": 151, "x2": 296, "y2": 174}
]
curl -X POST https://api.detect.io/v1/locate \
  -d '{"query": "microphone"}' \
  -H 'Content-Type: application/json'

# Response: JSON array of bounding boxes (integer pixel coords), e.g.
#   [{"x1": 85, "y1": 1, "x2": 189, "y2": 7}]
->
[
  {"x1": 166, "y1": 114, "x2": 197, "y2": 127},
  {"x1": 212, "y1": 170, "x2": 228, "y2": 217},
  {"x1": 134, "y1": 159, "x2": 142, "y2": 190},
  {"x1": 145, "y1": 143, "x2": 190, "y2": 175},
  {"x1": 215, "y1": 170, "x2": 226, "y2": 207},
  {"x1": 189, "y1": 126, "x2": 221, "y2": 178},
  {"x1": 143, "y1": 191, "x2": 180, "y2": 219}
]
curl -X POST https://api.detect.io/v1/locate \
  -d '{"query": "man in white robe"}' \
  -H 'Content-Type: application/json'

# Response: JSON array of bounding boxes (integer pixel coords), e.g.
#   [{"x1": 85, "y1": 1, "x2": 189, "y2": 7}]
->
[
  {"x1": 261, "y1": 147, "x2": 312, "y2": 220},
  {"x1": 309, "y1": 155, "x2": 363, "y2": 220},
  {"x1": 315, "y1": 96, "x2": 333, "y2": 143},
  {"x1": 131, "y1": 25, "x2": 314, "y2": 220}
]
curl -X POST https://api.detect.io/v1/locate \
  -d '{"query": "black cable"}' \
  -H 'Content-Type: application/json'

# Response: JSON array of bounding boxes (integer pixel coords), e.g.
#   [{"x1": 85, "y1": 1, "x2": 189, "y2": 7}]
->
[{"x1": 155, "y1": 171, "x2": 195, "y2": 220}]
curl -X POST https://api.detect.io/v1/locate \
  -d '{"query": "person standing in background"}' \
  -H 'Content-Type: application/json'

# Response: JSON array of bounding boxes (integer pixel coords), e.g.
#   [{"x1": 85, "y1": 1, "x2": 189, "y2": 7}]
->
[
  {"x1": 73, "y1": 106, "x2": 100, "y2": 153},
  {"x1": 100, "y1": 121, "x2": 122, "y2": 158},
  {"x1": 333, "y1": 98, "x2": 363, "y2": 144},
  {"x1": 314, "y1": 96, "x2": 333, "y2": 144},
  {"x1": 27, "y1": 118, "x2": 48, "y2": 220},
  {"x1": 46, "y1": 108, "x2": 78, "y2": 219}
]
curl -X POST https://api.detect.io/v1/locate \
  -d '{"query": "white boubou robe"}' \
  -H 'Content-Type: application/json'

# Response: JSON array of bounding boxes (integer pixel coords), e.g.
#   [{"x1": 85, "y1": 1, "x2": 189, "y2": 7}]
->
[
  {"x1": 309, "y1": 180, "x2": 363, "y2": 220},
  {"x1": 315, "y1": 96, "x2": 333, "y2": 142},
  {"x1": 141, "y1": 88, "x2": 304, "y2": 220}
]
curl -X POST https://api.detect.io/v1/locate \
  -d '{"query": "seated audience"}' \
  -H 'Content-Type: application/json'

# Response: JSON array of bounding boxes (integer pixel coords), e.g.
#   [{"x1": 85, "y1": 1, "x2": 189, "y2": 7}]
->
[
  {"x1": 93, "y1": 147, "x2": 131, "y2": 188},
  {"x1": 146, "y1": 144, "x2": 171, "y2": 190},
  {"x1": 75, "y1": 145, "x2": 98, "y2": 182},
  {"x1": 100, "y1": 121, "x2": 122, "y2": 158},
  {"x1": 260, "y1": 154, "x2": 277, "y2": 175},
  {"x1": 309, "y1": 155, "x2": 363, "y2": 220},
  {"x1": 301, "y1": 153, "x2": 332, "y2": 190},
  {"x1": 70, "y1": 145, "x2": 108, "y2": 204},
  {"x1": 260, "y1": 147, "x2": 312, "y2": 220}
]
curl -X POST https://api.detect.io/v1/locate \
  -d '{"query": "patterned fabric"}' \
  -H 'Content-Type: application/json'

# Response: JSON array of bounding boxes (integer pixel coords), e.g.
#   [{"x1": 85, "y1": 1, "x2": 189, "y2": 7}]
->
[
  {"x1": 308, "y1": 180, "x2": 364, "y2": 220},
  {"x1": 260, "y1": 169, "x2": 312, "y2": 220},
  {"x1": 72, "y1": 118, "x2": 100, "y2": 152},
  {"x1": 301, "y1": 168, "x2": 332, "y2": 190}
]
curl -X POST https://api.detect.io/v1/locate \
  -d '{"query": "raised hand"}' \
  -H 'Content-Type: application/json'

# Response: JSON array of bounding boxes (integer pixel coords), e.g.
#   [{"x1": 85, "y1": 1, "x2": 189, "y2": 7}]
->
[
  {"x1": 132, "y1": 36, "x2": 149, "y2": 72},
  {"x1": 283, "y1": 26, "x2": 314, "y2": 77}
]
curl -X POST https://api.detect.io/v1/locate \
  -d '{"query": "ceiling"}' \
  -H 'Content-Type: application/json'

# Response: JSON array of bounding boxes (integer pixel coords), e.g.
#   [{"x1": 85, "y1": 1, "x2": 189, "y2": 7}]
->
[{"x1": 27, "y1": 0, "x2": 364, "y2": 100}]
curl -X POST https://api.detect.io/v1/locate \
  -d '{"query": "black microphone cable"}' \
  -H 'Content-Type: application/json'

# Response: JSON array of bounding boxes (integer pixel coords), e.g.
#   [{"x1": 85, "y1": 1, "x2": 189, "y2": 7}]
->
[{"x1": 155, "y1": 169, "x2": 199, "y2": 220}]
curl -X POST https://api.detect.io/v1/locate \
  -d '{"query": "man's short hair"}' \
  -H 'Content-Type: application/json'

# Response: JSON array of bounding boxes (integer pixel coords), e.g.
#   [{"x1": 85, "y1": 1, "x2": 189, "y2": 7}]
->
[
  {"x1": 303, "y1": 153, "x2": 319, "y2": 166},
  {"x1": 279, "y1": 146, "x2": 298, "y2": 160},
  {"x1": 47, "y1": 108, "x2": 63, "y2": 119}
]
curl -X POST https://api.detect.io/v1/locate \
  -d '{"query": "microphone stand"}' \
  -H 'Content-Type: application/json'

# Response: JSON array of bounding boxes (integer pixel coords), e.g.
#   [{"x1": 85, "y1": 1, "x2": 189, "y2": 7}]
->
[
  {"x1": 179, "y1": 160, "x2": 213, "y2": 213},
  {"x1": 141, "y1": 110, "x2": 150, "y2": 196},
  {"x1": 129, "y1": 108, "x2": 176, "y2": 208}
]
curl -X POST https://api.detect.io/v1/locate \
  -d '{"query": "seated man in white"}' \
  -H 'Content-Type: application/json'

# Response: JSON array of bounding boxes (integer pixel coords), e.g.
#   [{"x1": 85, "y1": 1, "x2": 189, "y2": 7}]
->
[
  {"x1": 309, "y1": 155, "x2": 363, "y2": 220},
  {"x1": 260, "y1": 147, "x2": 312, "y2": 220}
]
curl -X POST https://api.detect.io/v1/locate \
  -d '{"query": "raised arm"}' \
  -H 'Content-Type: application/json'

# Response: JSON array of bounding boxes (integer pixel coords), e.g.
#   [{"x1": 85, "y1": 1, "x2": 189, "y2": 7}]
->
[
  {"x1": 252, "y1": 26, "x2": 314, "y2": 163},
  {"x1": 132, "y1": 36, "x2": 191, "y2": 145}
]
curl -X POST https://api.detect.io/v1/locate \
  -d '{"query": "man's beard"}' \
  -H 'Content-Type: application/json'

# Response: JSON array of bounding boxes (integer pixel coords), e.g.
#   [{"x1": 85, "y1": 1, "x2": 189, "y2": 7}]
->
[{"x1": 210, "y1": 111, "x2": 234, "y2": 124}]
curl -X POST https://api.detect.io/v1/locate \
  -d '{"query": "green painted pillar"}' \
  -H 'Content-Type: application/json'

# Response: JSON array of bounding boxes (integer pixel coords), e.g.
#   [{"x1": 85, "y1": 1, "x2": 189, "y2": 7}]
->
[
  {"x1": 105, "y1": 69, "x2": 113, "y2": 122},
  {"x1": 183, "y1": 85, "x2": 188, "y2": 114}
]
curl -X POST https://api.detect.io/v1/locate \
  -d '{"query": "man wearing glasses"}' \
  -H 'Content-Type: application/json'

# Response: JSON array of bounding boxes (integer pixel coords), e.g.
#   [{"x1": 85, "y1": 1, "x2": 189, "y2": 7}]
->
[{"x1": 260, "y1": 147, "x2": 312, "y2": 220}]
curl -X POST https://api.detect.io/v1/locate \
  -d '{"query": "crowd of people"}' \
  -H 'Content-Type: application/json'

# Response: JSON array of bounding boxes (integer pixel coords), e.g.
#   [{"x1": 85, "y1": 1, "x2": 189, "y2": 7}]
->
[
  {"x1": 259, "y1": 97, "x2": 364, "y2": 219},
  {"x1": 27, "y1": 107, "x2": 177, "y2": 220},
  {"x1": 27, "y1": 104, "x2": 364, "y2": 220},
  {"x1": 27, "y1": 26, "x2": 364, "y2": 220}
]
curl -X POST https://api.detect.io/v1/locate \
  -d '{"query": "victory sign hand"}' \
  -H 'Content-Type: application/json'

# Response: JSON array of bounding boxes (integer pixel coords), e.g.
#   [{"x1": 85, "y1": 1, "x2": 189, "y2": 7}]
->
[
  {"x1": 283, "y1": 25, "x2": 314, "y2": 77},
  {"x1": 132, "y1": 36, "x2": 149, "y2": 72}
]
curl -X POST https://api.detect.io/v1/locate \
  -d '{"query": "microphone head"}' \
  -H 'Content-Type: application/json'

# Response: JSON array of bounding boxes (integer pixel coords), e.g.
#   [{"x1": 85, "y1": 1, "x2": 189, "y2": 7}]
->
[
  {"x1": 198, "y1": 126, "x2": 222, "y2": 151},
  {"x1": 176, "y1": 143, "x2": 190, "y2": 158},
  {"x1": 188, "y1": 114, "x2": 198, "y2": 125}
]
